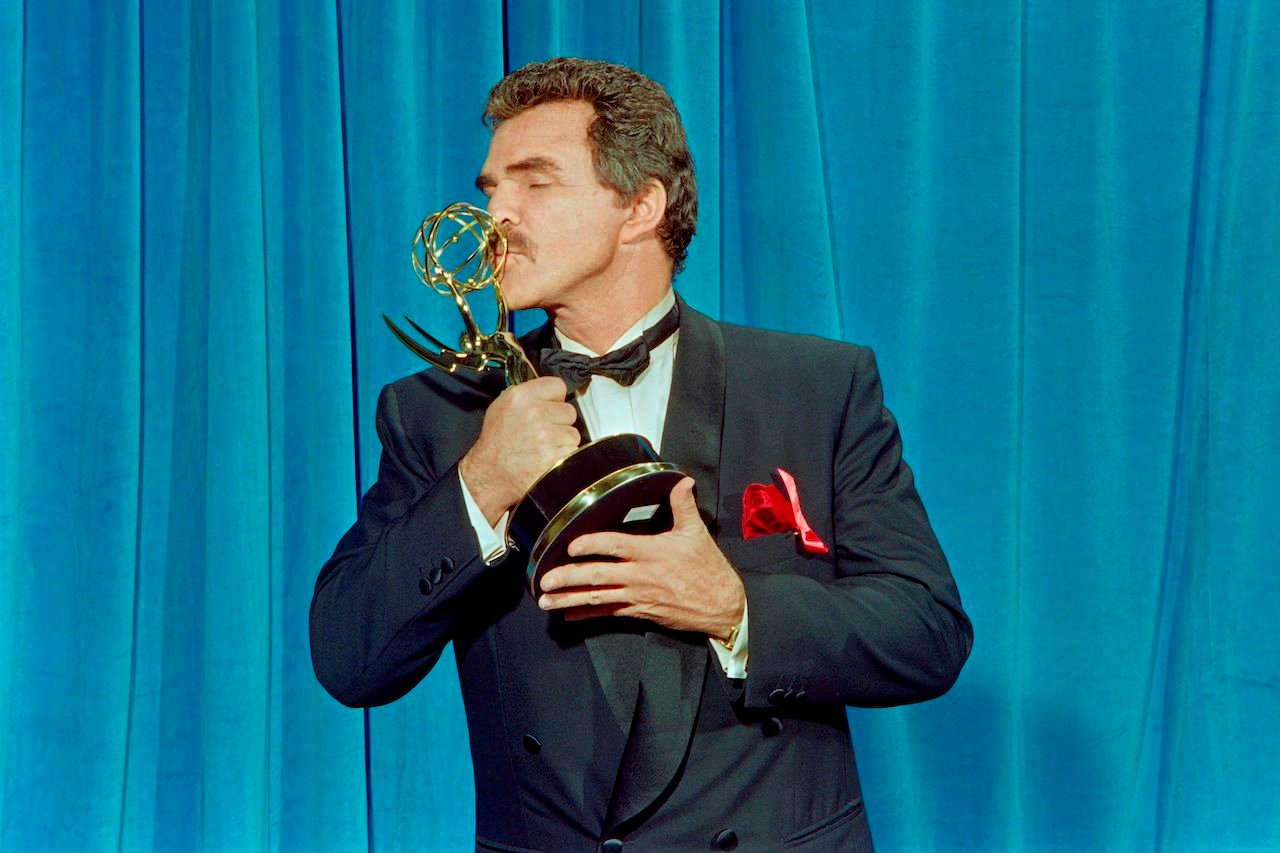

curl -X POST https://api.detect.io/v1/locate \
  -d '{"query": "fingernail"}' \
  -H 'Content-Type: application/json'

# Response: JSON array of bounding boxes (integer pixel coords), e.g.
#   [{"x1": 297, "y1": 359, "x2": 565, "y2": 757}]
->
[{"x1": 538, "y1": 595, "x2": 551, "y2": 609}]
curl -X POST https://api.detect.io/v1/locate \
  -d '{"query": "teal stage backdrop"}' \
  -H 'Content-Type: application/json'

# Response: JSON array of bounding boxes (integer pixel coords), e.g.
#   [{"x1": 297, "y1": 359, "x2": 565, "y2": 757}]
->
[{"x1": 2, "y1": 0, "x2": 1278, "y2": 849}]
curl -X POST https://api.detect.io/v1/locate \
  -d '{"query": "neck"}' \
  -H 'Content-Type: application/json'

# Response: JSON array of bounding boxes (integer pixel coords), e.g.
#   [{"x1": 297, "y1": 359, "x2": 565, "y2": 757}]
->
[{"x1": 550, "y1": 271, "x2": 673, "y2": 354}]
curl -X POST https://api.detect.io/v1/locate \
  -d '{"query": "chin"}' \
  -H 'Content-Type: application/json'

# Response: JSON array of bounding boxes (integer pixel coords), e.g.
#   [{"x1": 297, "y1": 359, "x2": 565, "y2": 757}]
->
[
  {"x1": 500, "y1": 275, "x2": 558, "y2": 313},
  {"x1": 499, "y1": 282, "x2": 535, "y2": 311}
]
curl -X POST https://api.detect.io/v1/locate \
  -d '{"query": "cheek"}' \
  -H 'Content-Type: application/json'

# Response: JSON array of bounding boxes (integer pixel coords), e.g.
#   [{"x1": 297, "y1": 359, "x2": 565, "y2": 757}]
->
[{"x1": 566, "y1": 217, "x2": 620, "y2": 254}]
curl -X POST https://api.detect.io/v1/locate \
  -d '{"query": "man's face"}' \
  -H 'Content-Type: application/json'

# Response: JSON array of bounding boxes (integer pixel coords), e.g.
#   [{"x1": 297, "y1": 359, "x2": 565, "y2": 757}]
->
[{"x1": 476, "y1": 100, "x2": 632, "y2": 313}]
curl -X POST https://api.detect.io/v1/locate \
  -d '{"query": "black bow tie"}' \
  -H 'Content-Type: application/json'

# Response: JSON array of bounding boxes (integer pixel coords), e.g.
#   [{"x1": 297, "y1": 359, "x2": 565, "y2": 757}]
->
[{"x1": 538, "y1": 302, "x2": 680, "y2": 394}]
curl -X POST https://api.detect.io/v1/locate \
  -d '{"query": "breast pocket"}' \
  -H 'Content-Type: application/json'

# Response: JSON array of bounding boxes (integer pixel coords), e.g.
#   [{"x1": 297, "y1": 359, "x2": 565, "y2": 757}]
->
[
  {"x1": 723, "y1": 531, "x2": 802, "y2": 570},
  {"x1": 722, "y1": 533, "x2": 834, "y2": 580}
]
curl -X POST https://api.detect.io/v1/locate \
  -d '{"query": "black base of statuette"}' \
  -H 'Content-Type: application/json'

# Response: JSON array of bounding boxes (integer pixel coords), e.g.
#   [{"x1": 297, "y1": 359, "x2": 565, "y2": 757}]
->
[{"x1": 511, "y1": 433, "x2": 688, "y2": 597}]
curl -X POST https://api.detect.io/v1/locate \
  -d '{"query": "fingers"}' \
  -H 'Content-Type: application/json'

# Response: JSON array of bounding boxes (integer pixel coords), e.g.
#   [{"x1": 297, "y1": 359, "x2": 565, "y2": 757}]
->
[
  {"x1": 507, "y1": 379, "x2": 575, "y2": 425},
  {"x1": 668, "y1": 477, "x2": 701, "y2": 529},
  {"x1": 545, "y1": 402, "x2": 579, "y2": 426},
  {"x1": 537, "y1": 562, "x2": 628, "y2": 611},
  {"x1": 567, "y1": 531, "x2": 635, "y2": 561},
  {"x1": 465, "y1": 375, "x2": 582, "y2": 513},
  {"x1": 539, "y1": 561, "x2": 617, "y2": 593},
  {"x1": 520, "y1": 375, "x2": 569, "y2": 401},
  {"x1": 538, "y1": 561, "x2": 646, "y2": 614},
  {"x1": 495, "y1": 384, "x2": 578, "y2": 449},
  {"x1": 539, "y1": 585, "x2": 628, "y2": 613}
]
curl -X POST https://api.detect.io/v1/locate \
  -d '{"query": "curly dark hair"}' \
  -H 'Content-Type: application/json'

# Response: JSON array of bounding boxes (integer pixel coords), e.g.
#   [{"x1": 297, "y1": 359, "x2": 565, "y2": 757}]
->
[{"x1": 484, "y1": 57, "x2": 698, "y2": 274}]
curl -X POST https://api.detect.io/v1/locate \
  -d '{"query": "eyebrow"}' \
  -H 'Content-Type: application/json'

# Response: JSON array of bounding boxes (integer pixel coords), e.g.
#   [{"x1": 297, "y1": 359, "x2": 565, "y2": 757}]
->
[{"x1": 475, "y1": 156, "x2": 563, "y2": 190}]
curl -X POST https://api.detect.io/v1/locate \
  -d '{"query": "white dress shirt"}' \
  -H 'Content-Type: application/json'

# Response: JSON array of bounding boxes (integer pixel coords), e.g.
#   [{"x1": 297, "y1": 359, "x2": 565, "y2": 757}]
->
[{"x1": 459, "y1": 289, "x2": 749, "y2": 677}]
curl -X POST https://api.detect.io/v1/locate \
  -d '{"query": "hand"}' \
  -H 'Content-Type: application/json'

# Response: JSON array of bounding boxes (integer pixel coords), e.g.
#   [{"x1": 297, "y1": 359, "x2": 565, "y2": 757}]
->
[
  {"x1": 537, "y1": 478, "x2": 746, "y2": 640},
  {"x1": 460, "y1": 377, "x2": 580, "y2": 524}
]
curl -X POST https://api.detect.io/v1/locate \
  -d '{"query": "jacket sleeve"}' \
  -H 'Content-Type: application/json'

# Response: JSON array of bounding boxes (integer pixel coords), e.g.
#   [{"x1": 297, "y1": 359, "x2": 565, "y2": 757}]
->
[
  {"x1": 309, "y1": 381, "x2": 503, "y2": 707},
  {"x1": 739, "y1": 348, "x2": 973, "y2": 710}
]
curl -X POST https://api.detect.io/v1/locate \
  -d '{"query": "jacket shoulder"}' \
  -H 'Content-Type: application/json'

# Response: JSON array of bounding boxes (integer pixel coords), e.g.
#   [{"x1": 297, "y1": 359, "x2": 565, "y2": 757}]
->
[
  {"x1": 717, "y1": 322, "x2": 872, "y2": 387},
  {"x1": 381, "y1": 363, "x2": 501, "y2": 411}
]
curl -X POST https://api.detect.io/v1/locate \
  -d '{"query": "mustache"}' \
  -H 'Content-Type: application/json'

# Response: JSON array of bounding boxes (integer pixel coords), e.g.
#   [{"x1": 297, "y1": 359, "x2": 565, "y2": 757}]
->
[{"x1": 493, "y1": 230, "x2": 535, "y2": 260}]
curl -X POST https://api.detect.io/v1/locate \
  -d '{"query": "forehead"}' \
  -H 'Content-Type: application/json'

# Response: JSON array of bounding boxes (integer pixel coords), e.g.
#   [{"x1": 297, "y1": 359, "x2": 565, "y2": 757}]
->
[{"x1": 481, "y1": 100, "x2": 597, "y2": 174}]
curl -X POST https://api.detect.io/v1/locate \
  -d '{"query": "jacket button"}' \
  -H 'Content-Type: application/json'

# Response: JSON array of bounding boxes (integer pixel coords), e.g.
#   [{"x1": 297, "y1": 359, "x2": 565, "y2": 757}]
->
[
  {"x1": 439, "y1": 556, "x2": 455, "y2": 573},
  {"x1": 768, "y1": 688, "x2": 786, "y2": 705},
  {"x1": 762, "y1": 716, "x2": 783, "y2": 737},
  {"x1": 418, "y1": 578, "x2": 433, "y2": 595},
  {"x1": 600, "y1": 839, "x2": 624, "y2": 853},
  {"x1": 793, "y1": 688, "x2": 806, "y2": 700},
  {"x1": 713, "y1": 829, "x2": 738, "y2": 850},
  {"x1": 429, "y1": 566, "x2": 444, "y2": 584},
  {"x1": 521, "y1": 734, "x2": 541, "y2": 754}
]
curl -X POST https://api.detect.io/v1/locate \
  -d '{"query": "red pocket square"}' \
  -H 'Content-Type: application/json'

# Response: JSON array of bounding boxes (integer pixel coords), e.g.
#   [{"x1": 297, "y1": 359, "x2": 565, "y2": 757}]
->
[{"x1": 741, "y1": 467, "x2": 829, "y2": 554}]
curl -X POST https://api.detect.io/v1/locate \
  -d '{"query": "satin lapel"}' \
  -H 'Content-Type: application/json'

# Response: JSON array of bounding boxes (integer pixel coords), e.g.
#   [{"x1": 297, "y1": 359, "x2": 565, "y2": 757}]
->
[
  {"x1": 660, "y1": 295, "x2": 725, "y2": 528},
  {"x1": 606, "y1": 631, "x2": 711, "y2": 832},
  {"x1": 605, "y1": 295, "x2": 726, "y2": 832}
]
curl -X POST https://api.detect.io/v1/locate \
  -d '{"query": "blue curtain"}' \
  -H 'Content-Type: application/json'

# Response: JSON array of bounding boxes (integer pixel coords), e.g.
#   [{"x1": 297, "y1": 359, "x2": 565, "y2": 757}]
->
[{"x1": 3, "y1": 1, "x2": 1277, "y2": 849}]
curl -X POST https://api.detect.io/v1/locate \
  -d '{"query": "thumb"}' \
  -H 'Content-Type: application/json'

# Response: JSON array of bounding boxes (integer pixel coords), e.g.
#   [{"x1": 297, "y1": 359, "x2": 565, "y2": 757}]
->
[{"x1": 669, "y1": 477, "x2": 701, "y2": 530}]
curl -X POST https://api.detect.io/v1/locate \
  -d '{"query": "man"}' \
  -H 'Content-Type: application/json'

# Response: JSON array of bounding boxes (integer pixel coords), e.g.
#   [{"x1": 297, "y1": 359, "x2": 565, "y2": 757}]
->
[{"x1": 311, "y1": 57, "x2": 971, "y2": 852}]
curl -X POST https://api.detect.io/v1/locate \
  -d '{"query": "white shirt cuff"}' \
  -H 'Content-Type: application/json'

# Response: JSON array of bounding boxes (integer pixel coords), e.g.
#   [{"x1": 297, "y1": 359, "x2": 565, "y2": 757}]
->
[
  {"x1": 459, "y1": 469, "x2": 510, "y2": 565},
  {"x1": 709, "y1": 602, "x2": 749, "y2": 679}
]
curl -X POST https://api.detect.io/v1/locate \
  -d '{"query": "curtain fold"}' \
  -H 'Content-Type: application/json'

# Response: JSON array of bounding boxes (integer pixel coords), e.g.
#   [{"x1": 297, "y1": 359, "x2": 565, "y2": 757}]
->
[{"x1": 2, "y1": 0, "x2": 1277, "y2": 849}]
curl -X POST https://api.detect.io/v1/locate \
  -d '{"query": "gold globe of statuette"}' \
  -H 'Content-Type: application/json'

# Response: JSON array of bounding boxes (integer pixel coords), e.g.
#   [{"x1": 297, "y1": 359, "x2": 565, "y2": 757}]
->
[{"x1": 412, "y1": 201, "x2": 505, "y2": 297}]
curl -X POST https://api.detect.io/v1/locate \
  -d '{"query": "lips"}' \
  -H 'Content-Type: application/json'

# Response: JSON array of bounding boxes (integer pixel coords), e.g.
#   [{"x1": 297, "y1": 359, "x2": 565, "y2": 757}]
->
[{"x1": 496, "y1": 249, "x2": 524, "y2": 272}]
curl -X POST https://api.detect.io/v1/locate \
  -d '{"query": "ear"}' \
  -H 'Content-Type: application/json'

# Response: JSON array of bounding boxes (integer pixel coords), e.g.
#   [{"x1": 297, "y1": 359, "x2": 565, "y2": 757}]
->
[{"x1": 619, "y1": 178, "x2": 667, "y2": 245}]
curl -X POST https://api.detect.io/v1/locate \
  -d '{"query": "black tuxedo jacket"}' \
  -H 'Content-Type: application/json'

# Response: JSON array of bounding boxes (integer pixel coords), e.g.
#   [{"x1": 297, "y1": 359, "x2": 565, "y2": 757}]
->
[{"x1": 310, "y1": 298, "x2": 972, "y2": 852}]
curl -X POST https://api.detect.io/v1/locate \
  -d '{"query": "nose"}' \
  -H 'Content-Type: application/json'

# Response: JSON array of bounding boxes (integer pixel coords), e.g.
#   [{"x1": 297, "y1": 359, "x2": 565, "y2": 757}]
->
[{"x1": 485, "y1": 181, "x2": 520, "y2": 229}]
